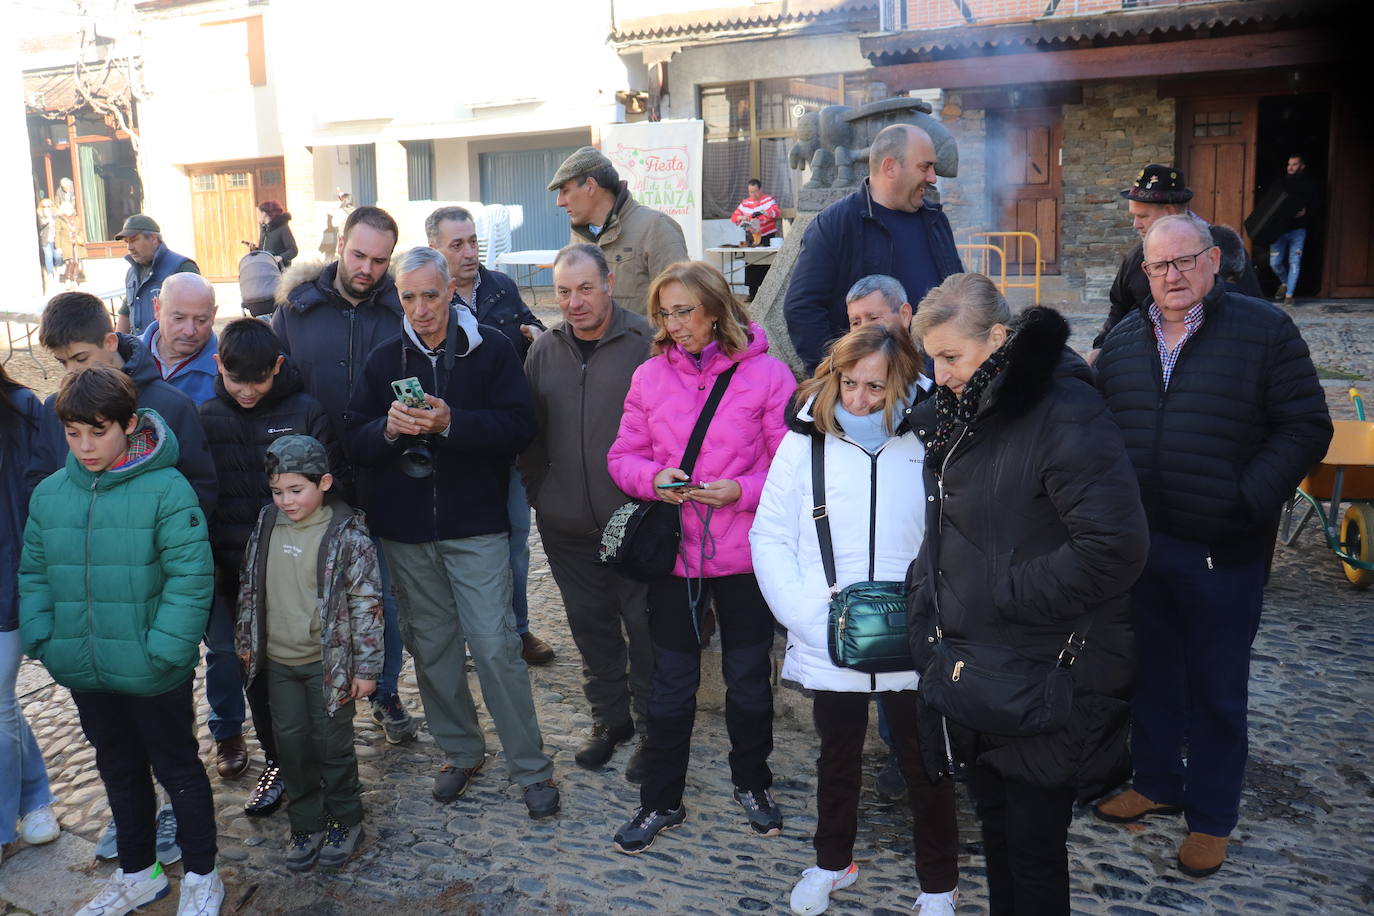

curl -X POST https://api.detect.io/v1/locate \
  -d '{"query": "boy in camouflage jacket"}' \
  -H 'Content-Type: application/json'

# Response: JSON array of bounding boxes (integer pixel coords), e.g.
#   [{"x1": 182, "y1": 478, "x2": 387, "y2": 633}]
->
[{"x1": 234, "y1": 435, "x2": 382, "y2": 871}]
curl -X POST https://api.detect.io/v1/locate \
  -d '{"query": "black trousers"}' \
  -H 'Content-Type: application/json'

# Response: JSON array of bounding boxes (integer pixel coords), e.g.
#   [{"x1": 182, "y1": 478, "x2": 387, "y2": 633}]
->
[
  {"x1": 968, "y1": 763, "x2": 1076, "y2": 916},
  {"x1": 812, "y1": 690, "x2": 959, "y2": 892},
  {"x1": 71, "y1": 679, "x2": 218, "y2": 875},
  {"x1": 639, "y1": 573, "x2": 775, "y2": 811}
]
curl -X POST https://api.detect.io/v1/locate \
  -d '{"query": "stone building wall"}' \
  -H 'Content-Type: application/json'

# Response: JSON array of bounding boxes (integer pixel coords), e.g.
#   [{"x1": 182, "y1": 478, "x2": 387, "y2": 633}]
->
[{"x1": 935, "y1": 91, "x2": 989, "y2": 245}]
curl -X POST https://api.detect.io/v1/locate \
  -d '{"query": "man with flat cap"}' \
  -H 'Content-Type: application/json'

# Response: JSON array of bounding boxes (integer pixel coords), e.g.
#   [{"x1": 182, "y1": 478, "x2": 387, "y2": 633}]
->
[
  {"x1": 113, "y1": 213, "x2": 201, "y2": 337},
  {"x1": 1091, "y1": 165, "x2": 1261, "y2": 354},
  {"x1": 549, "y1": 146, "x2": 687, "y2": 315}
]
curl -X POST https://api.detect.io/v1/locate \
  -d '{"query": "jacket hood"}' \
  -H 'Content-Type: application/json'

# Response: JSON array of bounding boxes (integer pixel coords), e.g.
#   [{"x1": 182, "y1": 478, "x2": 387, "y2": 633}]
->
[
  {"x1": 403, "y1": 304, "x2": 482, "y2": 360},
  {"x1": 117, "y1": 332, "x2": 162, "y2": 390},
  {"x1": 662, "y1": 320, "x2": 771, "y2": 376},
  {"x1": 984, "y1": 306, "x2": 1087, "y2": 420},
  {"x1": 267, "y1": 212, "x2": 291, "y2": 228},
  {"x1": 275, "y1": 260, "x2": 401, "y2": 315},
  {"x1": 63, "y1": 407, "x2": 179, "y2": 488},
  {"x1": 212, "y1": 353, "x2": 306, "y2": 410},
  {"x1": 787, "y1": 378, "x2": 931, "y2": 436},
  {"x1": 276, "y1": 259, "x2": 325, "y2": 306},
  {"x1": 570, "y1": 182, "x2": 633, "y2": 240}
]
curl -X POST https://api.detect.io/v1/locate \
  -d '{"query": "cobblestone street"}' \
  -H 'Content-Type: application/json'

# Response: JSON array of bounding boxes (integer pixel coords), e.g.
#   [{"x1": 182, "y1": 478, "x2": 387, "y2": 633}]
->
[{"x1": 2, "y1": 299, "x2": 1372, "y2": 915}]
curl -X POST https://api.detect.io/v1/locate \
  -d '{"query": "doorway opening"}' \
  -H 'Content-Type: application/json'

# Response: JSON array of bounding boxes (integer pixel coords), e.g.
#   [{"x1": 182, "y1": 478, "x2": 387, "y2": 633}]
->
[{"x1": 1253, "y1": 93, "x2": 1330, "y2": 298}]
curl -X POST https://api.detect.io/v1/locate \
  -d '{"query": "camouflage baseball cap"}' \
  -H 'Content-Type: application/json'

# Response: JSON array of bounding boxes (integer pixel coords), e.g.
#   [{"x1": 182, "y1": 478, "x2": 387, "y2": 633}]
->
[
  {"x1": 266, "y1": 435, "x2": 330, "y2": 476},
  {"x1": 547, "y1": 146, "x2": 615, "y2": 191}
]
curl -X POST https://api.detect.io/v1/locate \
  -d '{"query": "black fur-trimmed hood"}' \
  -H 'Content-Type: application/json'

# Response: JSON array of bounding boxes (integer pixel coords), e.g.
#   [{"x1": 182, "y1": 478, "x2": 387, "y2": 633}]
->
[{"x1": 983, "y1": 306, "x2": 1089, "y2": 420}]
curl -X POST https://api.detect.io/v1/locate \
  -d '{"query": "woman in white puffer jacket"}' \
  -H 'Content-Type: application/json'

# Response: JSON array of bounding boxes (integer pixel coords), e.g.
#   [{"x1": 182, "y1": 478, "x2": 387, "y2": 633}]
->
[{"x1": 751, "y1": 323, "x2": 959, "y2": 916}]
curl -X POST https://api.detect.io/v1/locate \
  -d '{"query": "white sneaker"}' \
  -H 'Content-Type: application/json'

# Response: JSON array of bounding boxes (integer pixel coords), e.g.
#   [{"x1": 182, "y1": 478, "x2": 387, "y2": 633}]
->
[
  {"x1": 914, "y1": 888, "x2": 958, "y2": 915},
  {"x1": 19, "y1": 804, "x2": 60, "y2": 844},
  {"x1": 790, "y1": 862, "x2": 859, "y2": 915},
  {"x1": 74, "y1": 865, "x2": 170, "y2": 916},
  {"x1": 176, "y1": 868, "x2": 225, "y2": 916}
]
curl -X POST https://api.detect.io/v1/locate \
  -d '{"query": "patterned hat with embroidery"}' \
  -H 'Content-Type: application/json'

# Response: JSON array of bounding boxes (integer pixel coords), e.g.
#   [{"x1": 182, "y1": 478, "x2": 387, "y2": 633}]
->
[
  {"x1": 1121, "y1": 164, "x2": 1194, "y2": 203},
  {"x1": 266, "y1": 435, "x2": 330, "y2": 476}
]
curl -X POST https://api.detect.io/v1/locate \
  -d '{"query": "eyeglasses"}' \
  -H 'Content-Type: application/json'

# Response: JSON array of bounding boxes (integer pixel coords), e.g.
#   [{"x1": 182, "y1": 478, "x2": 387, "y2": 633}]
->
[
  {"x1": 656, "y1": 305, "x2": 699, "y2": 325},
  {"x1": 1142, "y1": 246, "x2": 1214, "y2": 278}
]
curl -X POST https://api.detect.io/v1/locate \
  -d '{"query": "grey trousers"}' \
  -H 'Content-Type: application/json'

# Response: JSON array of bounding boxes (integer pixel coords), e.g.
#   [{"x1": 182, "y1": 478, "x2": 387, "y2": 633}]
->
[
  {"x1": 383, "y1": 534, "x2": 553, "y2": 786},
  {"x1": 538, "y1": 521, "x2": 654, "y2": 728}
]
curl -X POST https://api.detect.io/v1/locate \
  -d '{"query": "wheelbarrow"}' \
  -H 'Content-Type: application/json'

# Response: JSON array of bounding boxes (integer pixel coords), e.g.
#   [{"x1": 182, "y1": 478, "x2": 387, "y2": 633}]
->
[{"x1": 1279, "y1": 389, "x2": 1374, "y2": 587}]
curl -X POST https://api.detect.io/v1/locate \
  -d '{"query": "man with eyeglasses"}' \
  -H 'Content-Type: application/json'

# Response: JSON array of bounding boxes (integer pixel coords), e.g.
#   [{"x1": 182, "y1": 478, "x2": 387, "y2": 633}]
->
[
  {"x1": 1092, "y1": 213, "x2": 1331, "y2": 881},
  {"x1": 518, "y1": 243, "x2": 655, "y2": 781}
]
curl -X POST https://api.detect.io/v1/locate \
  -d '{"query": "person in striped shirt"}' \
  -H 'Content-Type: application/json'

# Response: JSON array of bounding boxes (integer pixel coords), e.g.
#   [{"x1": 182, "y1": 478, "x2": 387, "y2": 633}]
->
[{"x1": 731, "y1": 180, "x2": 781, "y2": 299}]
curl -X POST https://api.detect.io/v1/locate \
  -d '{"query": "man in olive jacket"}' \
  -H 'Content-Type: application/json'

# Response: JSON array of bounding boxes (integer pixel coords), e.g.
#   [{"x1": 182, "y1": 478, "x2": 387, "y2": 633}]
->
[
  {"x1": 550, "y1": 147, "x2": 688, "y2": 316},
  {"x1": 518, "y1": 244, "x2": 653, "y2": 780}
]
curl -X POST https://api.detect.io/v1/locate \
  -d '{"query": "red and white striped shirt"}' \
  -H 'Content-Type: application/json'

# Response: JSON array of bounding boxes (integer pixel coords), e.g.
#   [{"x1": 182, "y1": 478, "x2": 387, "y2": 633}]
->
[{"x1": 731, "y1": 194, "x2": 780, "y2": 239}]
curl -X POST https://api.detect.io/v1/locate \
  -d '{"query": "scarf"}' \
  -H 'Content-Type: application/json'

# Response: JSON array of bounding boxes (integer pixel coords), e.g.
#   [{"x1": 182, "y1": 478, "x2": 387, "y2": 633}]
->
[{"x1": 924, "y1": 341, "x2": 1011, "y2": 473}]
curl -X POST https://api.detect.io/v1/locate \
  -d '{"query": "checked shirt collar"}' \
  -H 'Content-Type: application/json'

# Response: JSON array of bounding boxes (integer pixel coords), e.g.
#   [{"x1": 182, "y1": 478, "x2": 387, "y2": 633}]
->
[{"x1": 1148, "y1": 300, "x2": 1205, "y2": 390}]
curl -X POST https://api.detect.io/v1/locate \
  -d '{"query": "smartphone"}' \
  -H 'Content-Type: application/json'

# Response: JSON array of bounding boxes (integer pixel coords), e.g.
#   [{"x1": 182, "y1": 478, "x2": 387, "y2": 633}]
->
[
  {"x1": 390, "y1": 377, "x2": 428, "y2": 409},
  {"x1": 657, "y1": 481, "x2": 698, "y2": 490}
]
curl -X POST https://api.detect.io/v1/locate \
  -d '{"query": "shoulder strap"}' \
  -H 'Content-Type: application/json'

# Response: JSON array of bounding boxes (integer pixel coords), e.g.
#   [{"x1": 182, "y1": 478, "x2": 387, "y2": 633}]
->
[
  {"x1": 679, "y1": 363, "x2": 738, "y2": 476},
  {"x1": 810, "y1": 432, "x2": 838, "y2": 590}
]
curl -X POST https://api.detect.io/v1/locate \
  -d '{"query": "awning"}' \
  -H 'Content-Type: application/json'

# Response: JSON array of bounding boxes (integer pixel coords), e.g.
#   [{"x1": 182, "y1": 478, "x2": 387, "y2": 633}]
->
[{"x1": 24, "y1": 65, "x2": 131, "y2": 116}]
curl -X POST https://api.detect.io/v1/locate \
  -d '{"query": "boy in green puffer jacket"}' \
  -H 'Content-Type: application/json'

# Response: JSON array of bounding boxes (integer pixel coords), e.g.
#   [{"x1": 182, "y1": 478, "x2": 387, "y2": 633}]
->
[{"x1": 19, "y1": 365, "x2": 224, "y2": 916}]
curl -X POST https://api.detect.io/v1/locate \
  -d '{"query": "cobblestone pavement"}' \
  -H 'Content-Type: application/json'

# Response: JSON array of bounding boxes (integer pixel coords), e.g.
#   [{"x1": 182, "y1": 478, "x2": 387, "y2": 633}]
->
[{"x1": 2, "y1": 297, "x2": 1372, "y2": 915}]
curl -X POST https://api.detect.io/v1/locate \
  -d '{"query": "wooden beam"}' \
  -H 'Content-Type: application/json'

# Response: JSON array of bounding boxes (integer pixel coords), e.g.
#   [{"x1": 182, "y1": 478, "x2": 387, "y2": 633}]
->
[{"x1": 876, "y1": 28, "x2": 1345, "y2": 92}]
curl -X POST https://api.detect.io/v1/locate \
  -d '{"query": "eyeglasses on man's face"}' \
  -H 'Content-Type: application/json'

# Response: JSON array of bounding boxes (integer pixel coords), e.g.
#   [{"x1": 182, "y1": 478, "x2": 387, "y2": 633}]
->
[
  {"x1": 656, "y1": 305, "x2": 699, "y2": 325},
  {"x1": 1142, "y1": 246, "x2": 1215, "y2": 279}
]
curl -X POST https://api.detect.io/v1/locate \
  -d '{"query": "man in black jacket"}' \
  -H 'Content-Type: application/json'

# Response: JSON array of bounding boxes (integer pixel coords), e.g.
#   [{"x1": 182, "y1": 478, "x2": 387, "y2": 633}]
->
[
  {"x1": 1093, "y1": 214, "x2": 1332, "y2": 879},
  {"x1": 425, "y1": 206, "x2": 554, "y2": 667},
  {"x1": 784, "y1": 124, "x2": 962, "y2": 375},
  {"x1": 345, "y1": 247, "x2": 558, "y2": 820}
]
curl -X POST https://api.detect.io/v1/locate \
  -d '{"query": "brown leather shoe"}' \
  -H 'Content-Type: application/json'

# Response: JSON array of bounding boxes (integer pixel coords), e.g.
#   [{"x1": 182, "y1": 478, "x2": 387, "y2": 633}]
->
[
  {"x1": 521, "y1": 631, "x2": 556, "y2": 666},
  {"x1": 215, "y1": 734, "x2": 250, "y2": 779},
  {"x1": 1094, "y1": 788, "x2": 1183, "y2": 824},
  {"x1": 1177, "y1": 831, "x2": 1229, "y2": 877}
]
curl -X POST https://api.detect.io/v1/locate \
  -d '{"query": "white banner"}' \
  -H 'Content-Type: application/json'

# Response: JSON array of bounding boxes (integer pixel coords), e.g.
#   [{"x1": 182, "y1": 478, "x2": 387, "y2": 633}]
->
[{"x1": 601, "y1": 119, "x2": 704, "y2": 260}]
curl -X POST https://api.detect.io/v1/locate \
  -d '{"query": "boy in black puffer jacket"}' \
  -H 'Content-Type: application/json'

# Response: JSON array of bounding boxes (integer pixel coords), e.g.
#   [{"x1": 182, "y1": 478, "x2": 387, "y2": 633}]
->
[{"x1": 199, "y1": 318, "x2": 343, "y2": 816}]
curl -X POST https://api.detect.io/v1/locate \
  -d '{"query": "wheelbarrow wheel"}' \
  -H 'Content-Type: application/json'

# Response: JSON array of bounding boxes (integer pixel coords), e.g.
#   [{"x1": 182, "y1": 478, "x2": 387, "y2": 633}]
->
[{"x1": 1340, "y1": 503, "x2": 1374, "y2": 588}]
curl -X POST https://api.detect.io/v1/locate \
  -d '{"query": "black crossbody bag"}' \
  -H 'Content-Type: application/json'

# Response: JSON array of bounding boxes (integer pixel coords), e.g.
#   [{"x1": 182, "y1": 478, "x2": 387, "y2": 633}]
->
[{"x1": 598, "y1": 364, "x2": 738, "y2": 581}]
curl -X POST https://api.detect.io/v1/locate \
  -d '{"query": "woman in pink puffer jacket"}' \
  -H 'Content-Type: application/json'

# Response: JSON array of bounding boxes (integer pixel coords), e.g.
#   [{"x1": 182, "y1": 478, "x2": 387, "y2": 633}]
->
[{"x1": 607, "y1": 261, "x2": 796, "y2": 855}]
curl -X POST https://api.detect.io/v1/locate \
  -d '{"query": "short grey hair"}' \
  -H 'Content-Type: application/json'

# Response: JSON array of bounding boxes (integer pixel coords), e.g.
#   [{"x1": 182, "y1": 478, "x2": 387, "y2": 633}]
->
[
  {"x1": 1143, "y1": 212, "x2": 1214, "y2": 254},
  {"x1": 911, "y1": 273, "x2": 1011, "y2": 343},
  {"x1": 553, "y1": 243, "x2": 609, "y2": 285},
  {"x1": 395, "y1": 246, "x2": 450, "y2": 286},
  {"x1": 424, "y1": 206, "x2": 476, "y2": 246},
  {"x1": 845, "y1": 274, "x2": 907, "y2": 312}
]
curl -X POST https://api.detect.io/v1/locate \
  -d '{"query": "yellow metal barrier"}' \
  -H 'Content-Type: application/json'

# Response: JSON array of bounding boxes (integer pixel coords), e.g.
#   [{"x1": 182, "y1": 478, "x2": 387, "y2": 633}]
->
[
  {"x1": 956, "y1": 243, "x2": 1007, "y2": 294},
  {"x1": 967, "y1": 231, "x2": 1042, "y2": 303}
]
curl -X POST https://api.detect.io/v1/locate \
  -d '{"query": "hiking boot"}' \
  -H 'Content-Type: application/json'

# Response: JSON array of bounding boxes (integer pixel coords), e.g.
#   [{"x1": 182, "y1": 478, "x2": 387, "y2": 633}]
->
[
  {"x1": 245, "y1": 761, "x2": 285, "y2": 817},
  {"x1": 317, "y1": 817, "x2": 363, "y2": 869},
  {"x1": 624, "y1": 737, "x2": 649, "y2": 784},
  {"x1": 75, "y1": 864, "x2": 170, "y2": 916},
  {"x1": 875, "y1": 750, "x2": 907, "y2": 801},
  {"x1": 1177, "y1": 832, "x2": 1229, "y2": 877},
  {"x1": 523, "y1": 779, "x2": 561, "y2": 819},
  {"x1": 370, "y1": 692, "x2": 418, "y2": 744},
  {"x1": 733, "y1": 786, "x2": 782, "y2": 837},
  {"x1": 521, "y1": 631, "x2": 556, "y2": 666},
  {"x1": 1094, "y1": 788, "x2": 1183, "y2": 824},
  {"x1": 214, "y1": 734, "x2": 250, "y2": 779},
  {"x1": 285, "y1": 828, "x2": 326, "y2": 871},
  {"x1": 1273, "y1": 282, "x2": 1287, "y2": 302},
  {"x1": 94, "y1": 817, "x2": 118, "y2": 861},
  {"x1": 915, "y1": 888, "x2": 959, "y2": 915},
  {"x1": 19, "y1": 804, "x2": 59, "y2": 845},
  {"x1": 790, "y1": 862, "x2": 858, "y2": 914},
  {"x1": 155, "y1": 804, "x2": 181, "y2": 865},
  {"x1": 433, "y1": 759, "x2": 484, "y2": 802},
  {"x1": 613, "y1": 804, "x2": 686, "y2": 854},
  {"x1": 176, "y1": 867, "x2": 224, "y2": 916},
  {"x1": 574, "y1": 720, "x2": 634, "y2": 770}
]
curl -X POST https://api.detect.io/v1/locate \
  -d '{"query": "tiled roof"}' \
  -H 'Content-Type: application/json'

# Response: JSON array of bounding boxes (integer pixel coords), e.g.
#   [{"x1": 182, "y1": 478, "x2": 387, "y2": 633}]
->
[
  {"x1": 613, "y1": 1, "x2": 877, "y2": 43},
  {"x1": 23, "y1": 65, "x2": 132, "y2": 115}
]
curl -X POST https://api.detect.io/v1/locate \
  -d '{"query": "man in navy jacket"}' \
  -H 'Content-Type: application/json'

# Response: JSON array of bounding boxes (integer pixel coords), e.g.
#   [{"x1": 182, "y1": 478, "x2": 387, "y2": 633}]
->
[
  {"x1": 113, "y1": 214, "x2": 200, "y2": 336},
  {"x1": 784, "y1": 124, "x2": 962, "y2": 375}
]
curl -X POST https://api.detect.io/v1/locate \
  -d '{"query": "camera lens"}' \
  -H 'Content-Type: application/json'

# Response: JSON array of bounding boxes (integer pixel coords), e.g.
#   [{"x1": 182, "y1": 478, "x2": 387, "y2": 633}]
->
[{"x1": 398, "y1": 440, "x2": 434, "y2": 479}]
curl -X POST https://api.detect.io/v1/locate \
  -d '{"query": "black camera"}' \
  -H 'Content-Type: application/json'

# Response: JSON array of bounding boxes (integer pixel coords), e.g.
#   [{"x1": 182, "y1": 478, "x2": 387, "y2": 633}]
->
[{"x1": 398, "y1": 435, "x2": 437, "y2": 479}]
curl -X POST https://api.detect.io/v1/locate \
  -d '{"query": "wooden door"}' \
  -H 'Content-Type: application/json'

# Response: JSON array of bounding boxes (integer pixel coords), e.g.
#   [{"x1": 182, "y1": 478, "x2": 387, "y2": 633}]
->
[
  {"x1": 1324, "y1": 90, "x2": 1373, "y2": 296},
  {"x1": 1176, "y1": 98, "x2": 1257, "y2": 239},
  {"x1": 989, "y1": 107, "x2": 1062, "y2": 272},
  {"x1": 188, "y1": 158, "x2": 287, "y2": 281}
]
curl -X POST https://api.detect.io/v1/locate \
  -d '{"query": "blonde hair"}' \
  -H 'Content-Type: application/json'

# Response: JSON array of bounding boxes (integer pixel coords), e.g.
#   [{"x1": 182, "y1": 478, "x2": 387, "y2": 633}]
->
[
  {"x1": 647, "y1": 261, "x2": 751, "y2": 357},
  {"x1": 911, "y1": 272, "x2": 1011, "y2": 346},
  {"x1": 798, "y1": 324, "x2": 923, "y2": 437}
]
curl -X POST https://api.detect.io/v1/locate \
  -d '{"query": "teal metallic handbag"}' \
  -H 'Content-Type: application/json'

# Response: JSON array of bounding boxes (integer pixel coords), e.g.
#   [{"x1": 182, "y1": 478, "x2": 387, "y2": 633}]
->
[{"x1": 810, "y1": 434, "x2": 914, "y2": 675}]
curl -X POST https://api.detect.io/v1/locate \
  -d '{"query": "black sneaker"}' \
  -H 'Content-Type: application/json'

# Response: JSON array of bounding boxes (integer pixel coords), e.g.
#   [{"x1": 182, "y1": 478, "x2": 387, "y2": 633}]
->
[
  {"x1": 733, "y1": 787, "x2": 782, "y2": 837},
  {"x1": 433, "y1": 760, "x2": 484, "y2": 803},
  {"x1": 574, "y1": 720, "x2": 634, "y2": 770},
  {"x1": 875, "y1": 750, "x2": 908, "y2": 801},
  {"x1": 285, "y1": 829, "x2": 325, "y2": 871},
  {"x1": 317, "y1": 817, "x2": 363, "y2": 869},
  {"x1": 613, "y1": 805, "x2": 686, "y2": 855},
  {"x1": 370, "y1": 692, "x2": 418, "y2": 744},
  {"x1": 245, "y1": 761, "x2": 286, "y2": 817},
  {"x1": 624, "y1": 737, "x2": 648, "y2": 784}
]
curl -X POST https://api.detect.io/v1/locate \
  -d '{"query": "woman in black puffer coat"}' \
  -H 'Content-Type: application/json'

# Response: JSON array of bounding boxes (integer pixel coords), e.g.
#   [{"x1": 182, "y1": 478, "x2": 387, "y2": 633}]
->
[
  {"x1": 905, "y1": 273, "x2": 1150, "y2": 916},
  {"x1": 256, "y1": 200, "x2": 298, "y2": 268}
]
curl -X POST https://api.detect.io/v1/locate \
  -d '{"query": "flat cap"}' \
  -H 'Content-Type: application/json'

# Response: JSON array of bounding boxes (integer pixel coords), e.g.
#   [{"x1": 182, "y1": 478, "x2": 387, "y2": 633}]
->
[
  {"x1": 547, "y1": 146, "x2": 615, "y2": 191},
  {"x1": 266, "y1": 435, "x2": 331, "y2": 477},
  {"x1": 114, "y1": 213, "x2": 161, "y2": 239}
]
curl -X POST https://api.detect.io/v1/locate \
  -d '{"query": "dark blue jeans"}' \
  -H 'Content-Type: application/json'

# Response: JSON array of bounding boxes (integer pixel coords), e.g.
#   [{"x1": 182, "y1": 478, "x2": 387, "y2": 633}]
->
[
  {"x1": 371, "y1": 536, "x2": 404, "y2": 697},
  {"x1": 1129, "y1": 531, "x2": 1266, "y2": 837},
  {"x1": 205, "y1": 592, "x2": 245, "y2": 741},
  {"x1": 639, "y1": 573, "x2": 775, "y2": 812}
]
